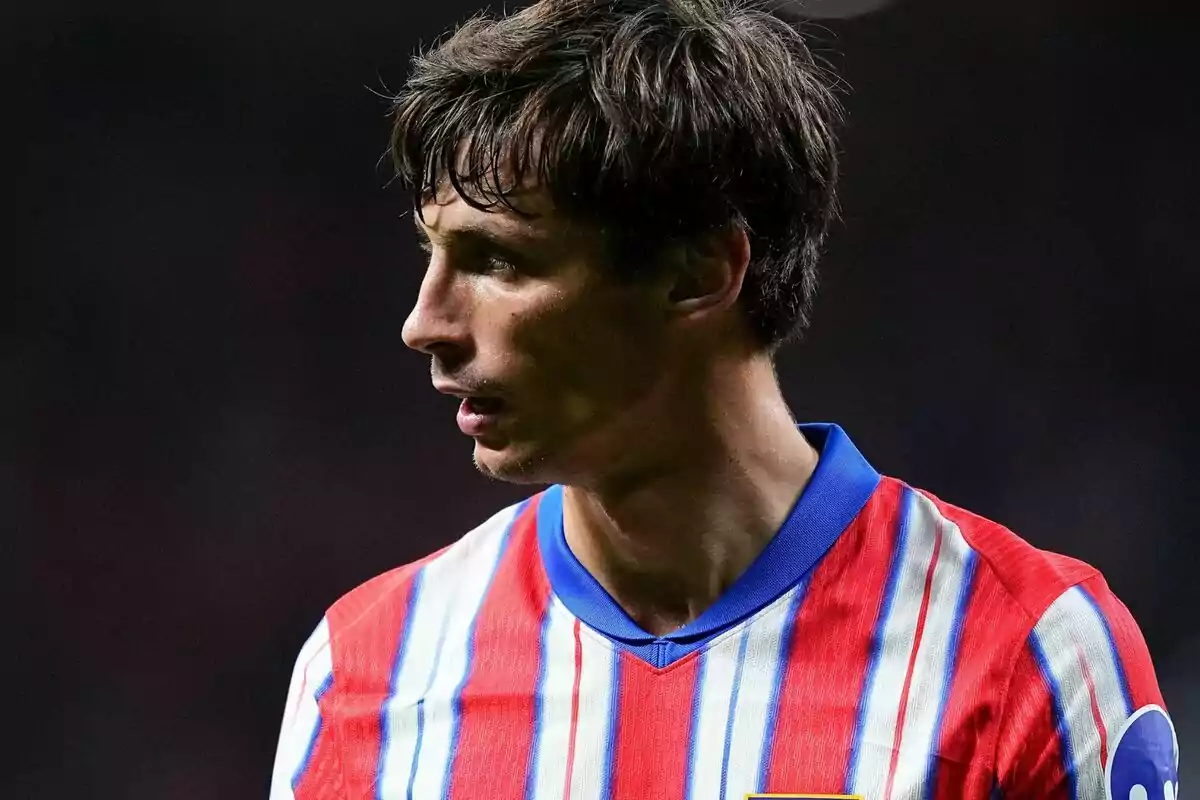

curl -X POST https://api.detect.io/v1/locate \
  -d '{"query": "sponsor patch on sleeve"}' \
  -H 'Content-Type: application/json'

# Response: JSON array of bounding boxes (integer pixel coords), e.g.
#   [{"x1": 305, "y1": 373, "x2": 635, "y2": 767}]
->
[{"x1": 1106, "y1": 704, "x2": 1179, "y2": 800}]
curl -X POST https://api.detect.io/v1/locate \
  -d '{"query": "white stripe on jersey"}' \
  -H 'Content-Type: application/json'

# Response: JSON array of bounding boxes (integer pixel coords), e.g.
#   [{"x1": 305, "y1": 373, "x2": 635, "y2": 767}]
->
[
  {"x1": 889, "y1": 494, "x2": 976, "y2": 795},
  {"x1": 695, "y1": 584, "x2": 802, "y2": 800},
  {"x1": 375, "y1": 505, "x2": 518, "y2": 799},
  {"x1": 847, "y1": 488, "x2": 937, "y2": 798},
  {"x1": 565, "y1": 612, "x2": 620, "y2": 800},
  {"x1": 528, "y1": 597, "x2": 577, "y2": 800},
  {"x1": 847, "y1": 489, "x2": 976, "y2": 800},
  {"x1": 270, "y1": 618, "x2": 333, "y2": 800},
  {"x1": 1031, "y1": 585, "x2": 1134, "y2": 798},
  {"x1": 686, "y1": 631, "x2": 744, "y2": 800}
]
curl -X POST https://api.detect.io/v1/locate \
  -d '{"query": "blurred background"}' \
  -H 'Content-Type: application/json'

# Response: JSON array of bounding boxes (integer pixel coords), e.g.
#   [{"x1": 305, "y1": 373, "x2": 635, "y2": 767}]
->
[{"x1": 9, "y1": 0, "x2": 1197, "y2": 795}]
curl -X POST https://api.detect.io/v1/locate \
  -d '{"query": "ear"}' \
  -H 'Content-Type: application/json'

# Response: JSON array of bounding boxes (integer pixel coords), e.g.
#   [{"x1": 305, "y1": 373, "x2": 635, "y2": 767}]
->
[{"x1": 666, "y1": 224, "x2": 751, "y2": 317}]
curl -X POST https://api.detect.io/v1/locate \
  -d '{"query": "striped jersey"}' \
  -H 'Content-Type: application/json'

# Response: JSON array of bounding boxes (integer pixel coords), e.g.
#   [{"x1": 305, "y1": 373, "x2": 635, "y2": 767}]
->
[{"x1": 270, "y1": 424, "x2": 1178, "y2": 800}]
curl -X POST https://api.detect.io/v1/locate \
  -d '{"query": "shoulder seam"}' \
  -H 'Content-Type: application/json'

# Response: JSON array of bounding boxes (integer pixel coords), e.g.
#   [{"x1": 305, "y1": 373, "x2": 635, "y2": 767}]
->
[
  {"x1": 970, "y1": 544, "x2": 1100, "y2": 626},
  {"x1": 330, "y1": 556, "x2": 437, "y2": 636},
  {"x1": 909, "y1": 486, "x2": 1103, "y2": 782},
  {"x1": 913, "y1": 486, "x2": 1101, "y2": 622},
  {"x1": 988, "y1": 576, "x2": 1103, "y2": 785},
  {"x1": 324, "y1": 498, "x2": 531, "y2": 670},
  {"x1": 310, "y1": 497, "x2": 535, "y2": 798}
]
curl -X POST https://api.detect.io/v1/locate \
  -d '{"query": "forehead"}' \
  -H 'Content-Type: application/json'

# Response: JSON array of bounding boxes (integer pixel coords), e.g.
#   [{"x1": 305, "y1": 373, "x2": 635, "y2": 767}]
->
[{"x1": 419, "y1": 179, "x2": 553, "y2": 231}]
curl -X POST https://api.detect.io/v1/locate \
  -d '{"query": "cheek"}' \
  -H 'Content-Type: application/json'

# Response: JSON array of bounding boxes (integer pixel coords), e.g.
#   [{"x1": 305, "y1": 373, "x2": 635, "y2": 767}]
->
[
  {"x1": 493, "y1": 278, "x2": 669, "y2": 426},
  {"x1": 529, "y1": 304, "x2": 667, "y2": 419}
]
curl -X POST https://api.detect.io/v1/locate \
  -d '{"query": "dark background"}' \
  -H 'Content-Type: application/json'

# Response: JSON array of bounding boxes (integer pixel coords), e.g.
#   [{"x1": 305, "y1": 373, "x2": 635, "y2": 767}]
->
[{"x1": 10, "y1": 0, "x2": 1197, "y2": 796}]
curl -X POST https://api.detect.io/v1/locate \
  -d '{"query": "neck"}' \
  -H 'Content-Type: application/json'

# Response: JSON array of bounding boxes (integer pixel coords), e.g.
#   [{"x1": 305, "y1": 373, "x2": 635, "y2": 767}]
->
[{"x1": 560, "y1": 354, "x2": 819, "y2": 636}]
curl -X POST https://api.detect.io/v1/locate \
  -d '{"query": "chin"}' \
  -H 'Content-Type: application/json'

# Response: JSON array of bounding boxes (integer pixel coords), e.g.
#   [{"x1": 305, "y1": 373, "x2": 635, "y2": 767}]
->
[{"x1": 471, "y1": 439, "x2": 558, "y2": 485}]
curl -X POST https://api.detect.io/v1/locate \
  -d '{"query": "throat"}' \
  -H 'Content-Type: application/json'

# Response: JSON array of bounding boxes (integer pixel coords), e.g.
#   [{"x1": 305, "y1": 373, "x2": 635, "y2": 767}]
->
[
  {"x1": 620, "y1": 596, "x2": 716, "y2": 637},
  {"x1": 557, "y1": 420, "x2": 820, "y2": 639},
  {"x1": 563, "y1": 497, "x2": 757, "y2": 637}
]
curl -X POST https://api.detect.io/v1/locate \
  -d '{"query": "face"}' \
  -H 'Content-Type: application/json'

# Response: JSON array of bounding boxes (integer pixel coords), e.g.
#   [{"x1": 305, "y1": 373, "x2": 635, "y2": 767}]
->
[{"x1": 402, "y1": 187, "x2": 679, "y2": 485}]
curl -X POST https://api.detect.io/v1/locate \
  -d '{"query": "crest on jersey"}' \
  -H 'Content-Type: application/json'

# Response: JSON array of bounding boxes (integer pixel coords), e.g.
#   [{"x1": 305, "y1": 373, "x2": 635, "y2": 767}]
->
[{"x1": 1105, "y1": 705, "x2": 1179, "y2": 800}]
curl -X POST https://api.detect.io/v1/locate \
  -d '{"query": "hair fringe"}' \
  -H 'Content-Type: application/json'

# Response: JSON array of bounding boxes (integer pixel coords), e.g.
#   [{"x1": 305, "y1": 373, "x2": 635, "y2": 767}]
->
[{"x1": 390, "y1": 0, "x2": 844, "y2": 347}]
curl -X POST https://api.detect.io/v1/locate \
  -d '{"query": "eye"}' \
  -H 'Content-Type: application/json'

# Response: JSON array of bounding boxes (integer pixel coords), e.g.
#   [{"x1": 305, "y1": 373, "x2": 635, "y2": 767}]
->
[
  {"x1": 483, "y1": 253, "x2": 518, "y2": 277},
  {"x1": 415, "y1": 238, "x2": 523, "y2": 279}
]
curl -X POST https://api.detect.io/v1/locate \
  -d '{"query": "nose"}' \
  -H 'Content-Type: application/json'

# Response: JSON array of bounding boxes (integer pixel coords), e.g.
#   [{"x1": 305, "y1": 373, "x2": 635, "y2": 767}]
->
[{"x1": 401, "y1": 256, "x2": 472, "y2": 358}]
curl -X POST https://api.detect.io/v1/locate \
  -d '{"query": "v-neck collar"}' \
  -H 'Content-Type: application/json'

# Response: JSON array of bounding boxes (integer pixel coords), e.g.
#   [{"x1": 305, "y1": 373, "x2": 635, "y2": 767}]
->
[{"x1": 535, "y1": 423, "x2": 880, "y2": 661}]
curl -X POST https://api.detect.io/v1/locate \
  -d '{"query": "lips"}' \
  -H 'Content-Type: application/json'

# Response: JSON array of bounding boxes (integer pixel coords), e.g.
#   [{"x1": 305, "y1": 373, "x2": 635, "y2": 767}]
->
[
  {"x1": 432, "y1": 380, "x2": 509, "y2": 436},
  {"x1": 456, "y1": 395, "x2": 508, "y2": 436},
  {"x1": 462, "y1": 395, "x2": 505, "y2": 415}
]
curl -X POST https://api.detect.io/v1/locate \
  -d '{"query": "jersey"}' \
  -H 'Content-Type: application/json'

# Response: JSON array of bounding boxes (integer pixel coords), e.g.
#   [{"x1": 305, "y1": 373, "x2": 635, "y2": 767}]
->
[{"x1": 269, "y1": 424, "x2": 1178, "y2": 800}]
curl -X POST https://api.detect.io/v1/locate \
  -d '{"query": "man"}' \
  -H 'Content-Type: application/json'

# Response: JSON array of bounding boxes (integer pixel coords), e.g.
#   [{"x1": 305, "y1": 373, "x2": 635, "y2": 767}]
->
[{"x1": 270, "y1": 0, "x2": 1178, "y2": 797}]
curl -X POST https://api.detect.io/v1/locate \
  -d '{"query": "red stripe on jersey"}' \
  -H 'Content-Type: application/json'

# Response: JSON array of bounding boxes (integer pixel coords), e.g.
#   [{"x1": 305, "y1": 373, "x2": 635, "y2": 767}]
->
[
  {"x1": 325, "y1": 551, "x2": 445, "y2": 797},
  {"x1": 931, "y1": 560, "x2": 1024, "y2": 797},
  {"x1": 563, "y1": 620, "x2": 584, "y2": 800},
  {"x1": 293, "y1": 692, "x2": 344, "y2": 800},
  {"x1": 763, "y1": 478, "x2": 904, "y2": 791},
  {"x1": 883, "y1": 525, "x2": 943, "y2": 800},
  {"x1": 447, "y1": 501, "x2": 549, "y2": 800},
  {"x1": 1078, "y1": 572, "x2": 1165, "y2": 710},
  {"x1": 993, "y1": 641, "x2": 1071, "y2": 799},
  {"x1": 607, "y1": 652, "x2": 700, "y2": 798}
]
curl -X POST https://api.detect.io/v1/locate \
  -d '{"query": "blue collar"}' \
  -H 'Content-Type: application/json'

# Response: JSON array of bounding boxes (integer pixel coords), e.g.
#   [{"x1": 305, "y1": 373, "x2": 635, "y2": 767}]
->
[{"x1": 536, "y1": 423, "x2": 881, "y2": 648}]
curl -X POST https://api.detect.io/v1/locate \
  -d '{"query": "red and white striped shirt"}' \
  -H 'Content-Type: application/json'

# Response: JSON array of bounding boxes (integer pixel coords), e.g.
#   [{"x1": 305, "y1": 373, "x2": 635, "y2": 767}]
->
[{"x1": 270, "y1": 424, "x2": 1177, "y2": 800}]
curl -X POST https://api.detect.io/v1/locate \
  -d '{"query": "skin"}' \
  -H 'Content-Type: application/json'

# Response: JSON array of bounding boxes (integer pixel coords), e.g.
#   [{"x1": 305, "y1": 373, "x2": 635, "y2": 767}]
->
[{"x1": 402, "y1": 184, "x2": 819, "y2": 636}]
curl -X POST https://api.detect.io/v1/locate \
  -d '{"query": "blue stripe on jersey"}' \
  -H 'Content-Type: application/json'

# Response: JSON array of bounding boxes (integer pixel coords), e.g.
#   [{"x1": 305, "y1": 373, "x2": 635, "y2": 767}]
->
[
  {"x1": 441, "y1": 506, "x2": 521, "y2": 799},
  {"x1": 719, "y1": 629, "x2": 751, "y2": 800},
  {"x1": 754, "y1": 582, "x2": 809, "y2": 793},
  {"x1": 684, "y1": 649, "x2": 710, "y2": 800},
  {"x1": 1076, "y1": 585, "x2": 1133, "y2": 716},
  {"x1": 377, "y1": 568, "x2": 426, "y2": 800},
  {"x1": 1030, "y1": 629, "x2": 1079, "y2": 800},
  {"x1": 924, "y1": 547, "x2": 978, "y2": 800},
  {"x1": 292, "y1": 672, "x2": 335, "y2": 789},
  {"x1": 524, "y1": 595, "x2": 555, "y2": 800},
  {"x1": 844, "y1": 485, "x2": 915, "y2": 794}
]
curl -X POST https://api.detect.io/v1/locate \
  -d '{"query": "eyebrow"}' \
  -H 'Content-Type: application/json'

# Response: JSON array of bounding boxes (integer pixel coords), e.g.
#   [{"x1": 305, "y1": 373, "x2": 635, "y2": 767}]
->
[{"x1": 413, "y1": 216, "x2": 548, "y2": 252}]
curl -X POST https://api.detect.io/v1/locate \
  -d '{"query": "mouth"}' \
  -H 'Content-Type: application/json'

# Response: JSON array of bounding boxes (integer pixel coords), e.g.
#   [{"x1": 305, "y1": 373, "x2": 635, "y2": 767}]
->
[
  {"x1": 460, "y1": 395, "x2": 507, "y2": 416},
  {"x1": 432, "y1": 381, "x2": 510, "y2": 436},
  {"x1": 451, "y1": 393, "x2": 509, "y2": 437}
]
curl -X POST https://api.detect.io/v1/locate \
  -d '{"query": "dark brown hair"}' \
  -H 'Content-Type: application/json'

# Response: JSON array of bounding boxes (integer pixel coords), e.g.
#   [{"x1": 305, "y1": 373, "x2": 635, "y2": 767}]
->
[{"x1": 390, "y1": 0, "x2": 843, "y2": 348}]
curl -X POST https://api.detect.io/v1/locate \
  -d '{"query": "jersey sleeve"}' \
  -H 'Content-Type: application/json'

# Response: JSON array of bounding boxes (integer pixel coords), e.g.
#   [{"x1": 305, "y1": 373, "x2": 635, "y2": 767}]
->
[
  {"x1": 994, "y1": 573, "x2": 1179, "y2": 799},
  {"x1": 269, "y1": 618, "x2": 345, "y2": 800}
]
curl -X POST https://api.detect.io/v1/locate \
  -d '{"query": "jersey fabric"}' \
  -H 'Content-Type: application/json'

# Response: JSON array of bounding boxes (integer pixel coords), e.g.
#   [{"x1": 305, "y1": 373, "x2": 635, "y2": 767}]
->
[{"x1": 269, "y1": 424, "x2": 1178, "y2": 800}]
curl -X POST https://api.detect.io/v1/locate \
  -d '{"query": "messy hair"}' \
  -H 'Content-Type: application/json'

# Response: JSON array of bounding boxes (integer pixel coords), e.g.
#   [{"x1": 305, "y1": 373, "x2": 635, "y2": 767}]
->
[{"x1": 390, "y1": 0, "x2": 843, "y2": 348}]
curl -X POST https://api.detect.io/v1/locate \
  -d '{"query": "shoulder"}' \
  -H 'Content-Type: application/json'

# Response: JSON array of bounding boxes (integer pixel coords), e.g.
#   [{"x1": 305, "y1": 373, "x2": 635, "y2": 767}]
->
[
  {"x1": 322, "y1": 496, "x2": 538, "y2": 661},
  {"x1": 887, "y1": 479, "x2": 1159, "y2": 684},
  {"x1": 894, "y1": 482, "x2": 1173, "y2": 763},
  {"x1": 898, "y1": 482, "x2": 1096, "y2": 620},
  {"x1": 918, "y1": 487, "x2": 1097, "y2": 611},
  {"x1": 909, "y1": 485, "x2": 1182, "y2": 791},
  {"x1": 898, "y1": 481, "x2": 1167, "y2": 700}
]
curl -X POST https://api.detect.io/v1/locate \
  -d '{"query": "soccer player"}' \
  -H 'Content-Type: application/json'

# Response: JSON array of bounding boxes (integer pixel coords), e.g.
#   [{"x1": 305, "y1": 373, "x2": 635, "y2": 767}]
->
[{"x1": 270, "y1": 0, "x2": 1179, "y2": 797}]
